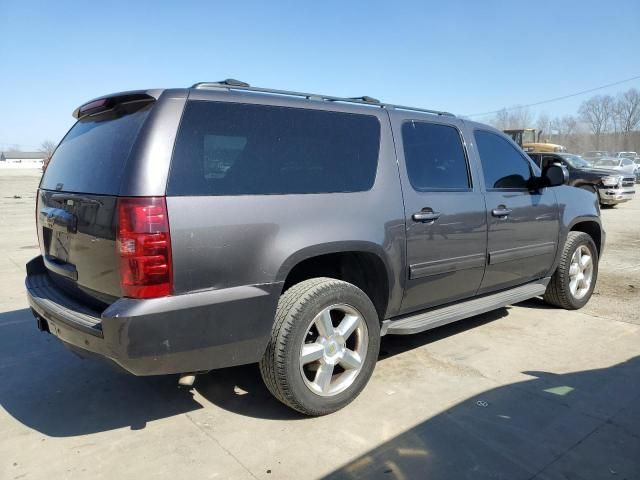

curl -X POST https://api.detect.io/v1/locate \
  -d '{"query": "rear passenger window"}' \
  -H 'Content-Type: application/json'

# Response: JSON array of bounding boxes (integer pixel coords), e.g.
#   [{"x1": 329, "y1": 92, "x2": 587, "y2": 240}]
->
[
  {"x1": 402, "y1": 121, "x2": 470, "y2": 190},
  {"x1": 168, "y1": 101, "x2": 381, "y2": 196},
  {"x1": 474, "y1": 130, "x2": 532, "y2": 189}
]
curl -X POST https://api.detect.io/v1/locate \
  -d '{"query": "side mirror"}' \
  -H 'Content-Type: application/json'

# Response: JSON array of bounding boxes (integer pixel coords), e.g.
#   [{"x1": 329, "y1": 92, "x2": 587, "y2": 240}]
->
[{"x1": 540, "y1": 164, "x2": 569, "y2": 187}]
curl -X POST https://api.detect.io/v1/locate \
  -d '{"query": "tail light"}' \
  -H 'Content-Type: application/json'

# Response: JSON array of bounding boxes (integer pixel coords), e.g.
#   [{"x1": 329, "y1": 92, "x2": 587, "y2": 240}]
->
[{"x1": 116, "y1": 197, "x2": 172, "y2": 299}]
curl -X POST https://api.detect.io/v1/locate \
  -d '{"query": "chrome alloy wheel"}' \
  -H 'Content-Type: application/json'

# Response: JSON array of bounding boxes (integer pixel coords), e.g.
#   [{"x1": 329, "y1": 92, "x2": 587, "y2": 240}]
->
[
  {"x1": 299, "y1": 304, "x2": 369, "y2": 397},
  {"x1": 569, "y1": 245, "x2": 594, "y2": 300}
]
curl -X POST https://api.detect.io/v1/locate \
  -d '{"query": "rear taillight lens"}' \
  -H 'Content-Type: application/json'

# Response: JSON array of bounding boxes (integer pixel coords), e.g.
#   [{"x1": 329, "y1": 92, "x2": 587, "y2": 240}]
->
[{"x1": 117, "y1": 197, "x2": 172, "y2": 299}]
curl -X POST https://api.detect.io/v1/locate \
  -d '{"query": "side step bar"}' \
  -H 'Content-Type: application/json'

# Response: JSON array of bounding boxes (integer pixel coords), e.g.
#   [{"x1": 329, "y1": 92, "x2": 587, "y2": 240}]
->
[{"x1": 382, "y1": 279, "x2": 550, "y2": 336}]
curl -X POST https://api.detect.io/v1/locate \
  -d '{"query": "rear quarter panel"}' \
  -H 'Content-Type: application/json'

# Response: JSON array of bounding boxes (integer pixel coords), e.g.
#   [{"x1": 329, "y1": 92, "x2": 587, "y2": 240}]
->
[{"x1": 166, "y1": 100, "x2": 406, "y2": 319}]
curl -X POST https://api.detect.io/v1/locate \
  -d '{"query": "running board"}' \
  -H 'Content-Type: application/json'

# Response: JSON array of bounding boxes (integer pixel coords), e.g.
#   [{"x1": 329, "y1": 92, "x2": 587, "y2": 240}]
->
[{"x1": 382, "y1": 279, "x2": 550, "y2": 336}]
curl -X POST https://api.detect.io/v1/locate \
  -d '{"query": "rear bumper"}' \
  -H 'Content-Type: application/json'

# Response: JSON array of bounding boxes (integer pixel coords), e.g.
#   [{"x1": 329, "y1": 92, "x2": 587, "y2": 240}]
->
[
  {"x1": 598, "y1": 187, "x2": 635, "y2": 204},
  {"x1": 26, "y1": 256, "x2": 280, "y2": 375}
]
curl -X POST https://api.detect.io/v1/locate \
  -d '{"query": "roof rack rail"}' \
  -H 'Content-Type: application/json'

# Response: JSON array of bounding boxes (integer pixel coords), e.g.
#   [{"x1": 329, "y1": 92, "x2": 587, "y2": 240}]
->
[
  {"x1": 191, "y1": 79, "x2": 250, "y2": 88},
  {"x1": 346, "y1": 96, "x2": 380, "y2": 104},
  {"x1": 190, "y1": 81, "x2": 455, "y2": 117}
]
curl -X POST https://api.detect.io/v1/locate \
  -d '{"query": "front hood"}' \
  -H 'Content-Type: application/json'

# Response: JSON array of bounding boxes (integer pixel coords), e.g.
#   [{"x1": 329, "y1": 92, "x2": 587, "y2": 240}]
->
[{"x1": 579, "y1": 167, "x2": 625, "y2": 176}]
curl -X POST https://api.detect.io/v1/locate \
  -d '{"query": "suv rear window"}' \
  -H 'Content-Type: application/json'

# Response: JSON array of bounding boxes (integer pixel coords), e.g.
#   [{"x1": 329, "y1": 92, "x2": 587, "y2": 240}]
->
[
  {"x1": 167, "y1": 101, "x2": 381, "y2": 196},
  {"x1": 41, "y1": 102, "x2": 153, "y2": 194}
]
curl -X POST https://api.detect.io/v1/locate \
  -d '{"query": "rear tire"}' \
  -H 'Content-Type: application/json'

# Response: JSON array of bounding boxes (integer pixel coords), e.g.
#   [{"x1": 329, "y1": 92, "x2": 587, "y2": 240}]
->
[
  {"x1": 259, "y1": 277, "x2": 380, "y2": 416},
  {"x1": 543, "y1": 232, "x2": 598, "y2": 310}
]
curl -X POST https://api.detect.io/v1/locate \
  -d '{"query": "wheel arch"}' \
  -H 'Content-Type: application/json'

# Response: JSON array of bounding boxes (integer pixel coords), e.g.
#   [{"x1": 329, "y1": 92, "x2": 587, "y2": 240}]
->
[
  {"x1": 275, "y1": 242, "x2": 396, "y2": 321},
  {"x1": 569, "y1": 218, "x2": 603, "y2": 256}
]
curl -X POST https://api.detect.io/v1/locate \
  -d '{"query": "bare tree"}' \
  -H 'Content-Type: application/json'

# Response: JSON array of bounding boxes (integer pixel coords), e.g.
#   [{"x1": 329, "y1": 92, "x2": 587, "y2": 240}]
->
[
  {"x1": 550, "y1": 115, "x2": 578, "y2": 137},
  {"x1": 561, "y1": 115, "x2": 578, "y2": 136},
  {"x1": 492, "y1": 109, "x2": 510, "y2": 130},
  {"x1": 510, "y1": 106, "x2": 533, "y2": 129},
  {"x1": 615, "y1": 88, "x2": 640, "y2": 150},
  {"x1": 549, "y1": 115, "x2": 581, "y2": 151},
  {"x1": 537, "y1": 113, "x2": 551, "y2": 140},
  {"x1": 490, "y1": 106, "x2": 533, "y2": 130},
  {"x1": 40, "y1": 140, "x2": 57, "y2": 158},
  {"x1": 578, "y1": 95, "x2": 614, "y2": 149}
]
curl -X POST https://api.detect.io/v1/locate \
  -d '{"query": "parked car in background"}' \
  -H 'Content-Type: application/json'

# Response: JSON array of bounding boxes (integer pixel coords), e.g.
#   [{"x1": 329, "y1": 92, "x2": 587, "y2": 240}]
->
[
  {"x1": 616, "y1": 153, "x2": 640, "y2": 180},
  {"x1": 528, "y1": 152, "x2": 636, "y2": 207},
  {"x1": 615, "y1": 151, "x2": 638, "y2": 159},
  {"x1": 26, "y1": 81, "x2": 604, "y2": 415},
  {"x1": 591, "y1": 157, "x2": 637, "y2": 175},
  {"x1": 582, "y1": 151, "x2": 610, "y2": 161}
]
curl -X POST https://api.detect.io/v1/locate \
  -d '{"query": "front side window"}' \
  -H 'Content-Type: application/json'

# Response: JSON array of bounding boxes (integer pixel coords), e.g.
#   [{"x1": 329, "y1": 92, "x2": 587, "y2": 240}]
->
[
  {"x1": 402, "y1": 121, "x2": 470, "y2": 190},
  {"x1": 168, "y1": 101, "x2": 381, "y2": 195},
  {"x1": 474, "y1": 130, "x2": 532, "y2": 189}
]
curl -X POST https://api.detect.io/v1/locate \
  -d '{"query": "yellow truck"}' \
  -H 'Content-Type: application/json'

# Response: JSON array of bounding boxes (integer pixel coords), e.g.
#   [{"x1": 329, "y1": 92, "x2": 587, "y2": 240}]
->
[{"x1": 504, "y1": 128, "x2": 566, "y2": 153}]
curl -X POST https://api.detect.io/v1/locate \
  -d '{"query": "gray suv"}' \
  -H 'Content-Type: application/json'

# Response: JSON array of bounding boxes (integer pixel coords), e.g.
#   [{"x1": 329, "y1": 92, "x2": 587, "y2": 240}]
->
[{"x1": 27, "y1": 80, "x2": 604, "y2": 415}]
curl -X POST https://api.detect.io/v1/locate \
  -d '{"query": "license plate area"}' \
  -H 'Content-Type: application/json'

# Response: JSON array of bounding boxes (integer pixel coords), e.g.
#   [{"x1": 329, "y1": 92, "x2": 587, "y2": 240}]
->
[
  {"x1": 51, "y1": 230, "x2": 71, "y2": 263},
  {"x1": 42, "y1": 227, "x2": 72, "y2": 263}
]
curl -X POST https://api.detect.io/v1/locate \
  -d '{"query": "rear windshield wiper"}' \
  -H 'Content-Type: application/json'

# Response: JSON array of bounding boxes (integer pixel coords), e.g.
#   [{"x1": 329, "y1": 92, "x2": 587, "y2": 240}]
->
[{"x1": 50, "y1": 194, "x2": 103, "y2": 206}]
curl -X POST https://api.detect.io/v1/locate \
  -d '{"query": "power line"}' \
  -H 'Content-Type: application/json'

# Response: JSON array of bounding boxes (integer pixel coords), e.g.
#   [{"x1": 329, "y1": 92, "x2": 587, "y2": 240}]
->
[{"x1": 466, "y1": 74, "x2": 640, "y2": 118}]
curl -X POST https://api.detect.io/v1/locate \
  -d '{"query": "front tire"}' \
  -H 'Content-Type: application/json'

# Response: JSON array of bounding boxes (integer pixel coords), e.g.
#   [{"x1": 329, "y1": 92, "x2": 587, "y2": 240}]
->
[
  {"x1": 259, "y1": 278, "x2": 380, "y2": 416},
  {"x1": 543, "y1": 232, "x2": 598, "y2": 309}
]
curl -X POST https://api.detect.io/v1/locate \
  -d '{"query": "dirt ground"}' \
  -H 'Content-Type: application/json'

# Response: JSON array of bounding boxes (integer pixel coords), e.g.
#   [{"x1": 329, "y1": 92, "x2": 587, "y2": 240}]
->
[{"x1": 581, "y1": 196, "x2": 640, "y2": 325}]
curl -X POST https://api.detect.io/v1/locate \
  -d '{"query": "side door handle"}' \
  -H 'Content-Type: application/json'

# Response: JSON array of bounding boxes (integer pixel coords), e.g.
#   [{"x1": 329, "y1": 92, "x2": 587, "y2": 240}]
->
[
  {"x1": 491, "y1": 206, "x2": 512, "y2": 218},
  {"x1": 412, "y1": 210, "x2": 441, "y2": 223}
]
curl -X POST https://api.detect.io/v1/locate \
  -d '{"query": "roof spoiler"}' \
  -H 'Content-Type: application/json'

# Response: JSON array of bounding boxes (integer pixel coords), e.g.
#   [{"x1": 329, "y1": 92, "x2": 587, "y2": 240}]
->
[{"x1": 73, "y1": 91, "x2": 157, "y2": 119}]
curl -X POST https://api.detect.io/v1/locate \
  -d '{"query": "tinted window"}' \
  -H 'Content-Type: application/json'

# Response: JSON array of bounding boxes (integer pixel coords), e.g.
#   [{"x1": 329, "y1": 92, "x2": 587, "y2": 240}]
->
[
  {"x1": 41, "y1": 102, "x2": 152, "y2": 194},
  {"x1": 541, "y1": 155, "x2": 562, "y2": 169},
  {"x1": 474, "y1": 130, "x2": 532, "y2": 189},
  {"x1": 167, "y1": 101, "x2": 381, "y2": 195},
  {"x1": 528, "y1": 153, "x2": 542, "y2": 168},
  {"x1": 402, "y1": 121, "x2": 470, "y2": 190}
]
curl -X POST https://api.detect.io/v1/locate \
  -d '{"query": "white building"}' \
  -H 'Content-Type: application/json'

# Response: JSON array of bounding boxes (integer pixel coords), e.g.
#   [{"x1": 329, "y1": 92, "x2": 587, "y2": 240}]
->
[{"x1": 0, "y1": 151, "x2": 46, "y2": 169}]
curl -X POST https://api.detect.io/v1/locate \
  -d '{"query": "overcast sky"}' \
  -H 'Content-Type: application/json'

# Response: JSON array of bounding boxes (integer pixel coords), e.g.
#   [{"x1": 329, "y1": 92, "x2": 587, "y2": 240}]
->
[{"x1": 1, "y1": 0, "x2": 639, "y2": 149}]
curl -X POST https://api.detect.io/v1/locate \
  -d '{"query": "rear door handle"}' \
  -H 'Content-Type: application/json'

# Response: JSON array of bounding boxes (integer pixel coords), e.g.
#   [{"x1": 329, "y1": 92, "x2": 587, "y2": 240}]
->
[
  {"x1": 492, "y1": 206, "x2": 512, "y2": 218},
  {"x1": 412, "y1": 210, "x2": 441, "y2": 223}
]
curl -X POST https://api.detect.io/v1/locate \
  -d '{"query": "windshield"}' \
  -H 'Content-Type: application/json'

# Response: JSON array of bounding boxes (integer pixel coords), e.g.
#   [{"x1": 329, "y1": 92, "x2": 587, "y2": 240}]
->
[
  {"x1": 560, "y1": 154, "x2": 591, "y2": 168},
  {"x1": 584, "y1": 151, "x2": 608, "y2": 158},
  {"x1": 522, "y1": 130, "x2": 536, "y2": 144},
  {"x1": 594, "y1": 159, "x2": 618, "y2": 167}
]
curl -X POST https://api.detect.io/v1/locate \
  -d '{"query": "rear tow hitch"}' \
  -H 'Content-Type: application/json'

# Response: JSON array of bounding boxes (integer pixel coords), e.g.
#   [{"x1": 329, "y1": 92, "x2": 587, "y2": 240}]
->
[{"x1": 34, "y1": 312, "x2": 50, "y2": 333}]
